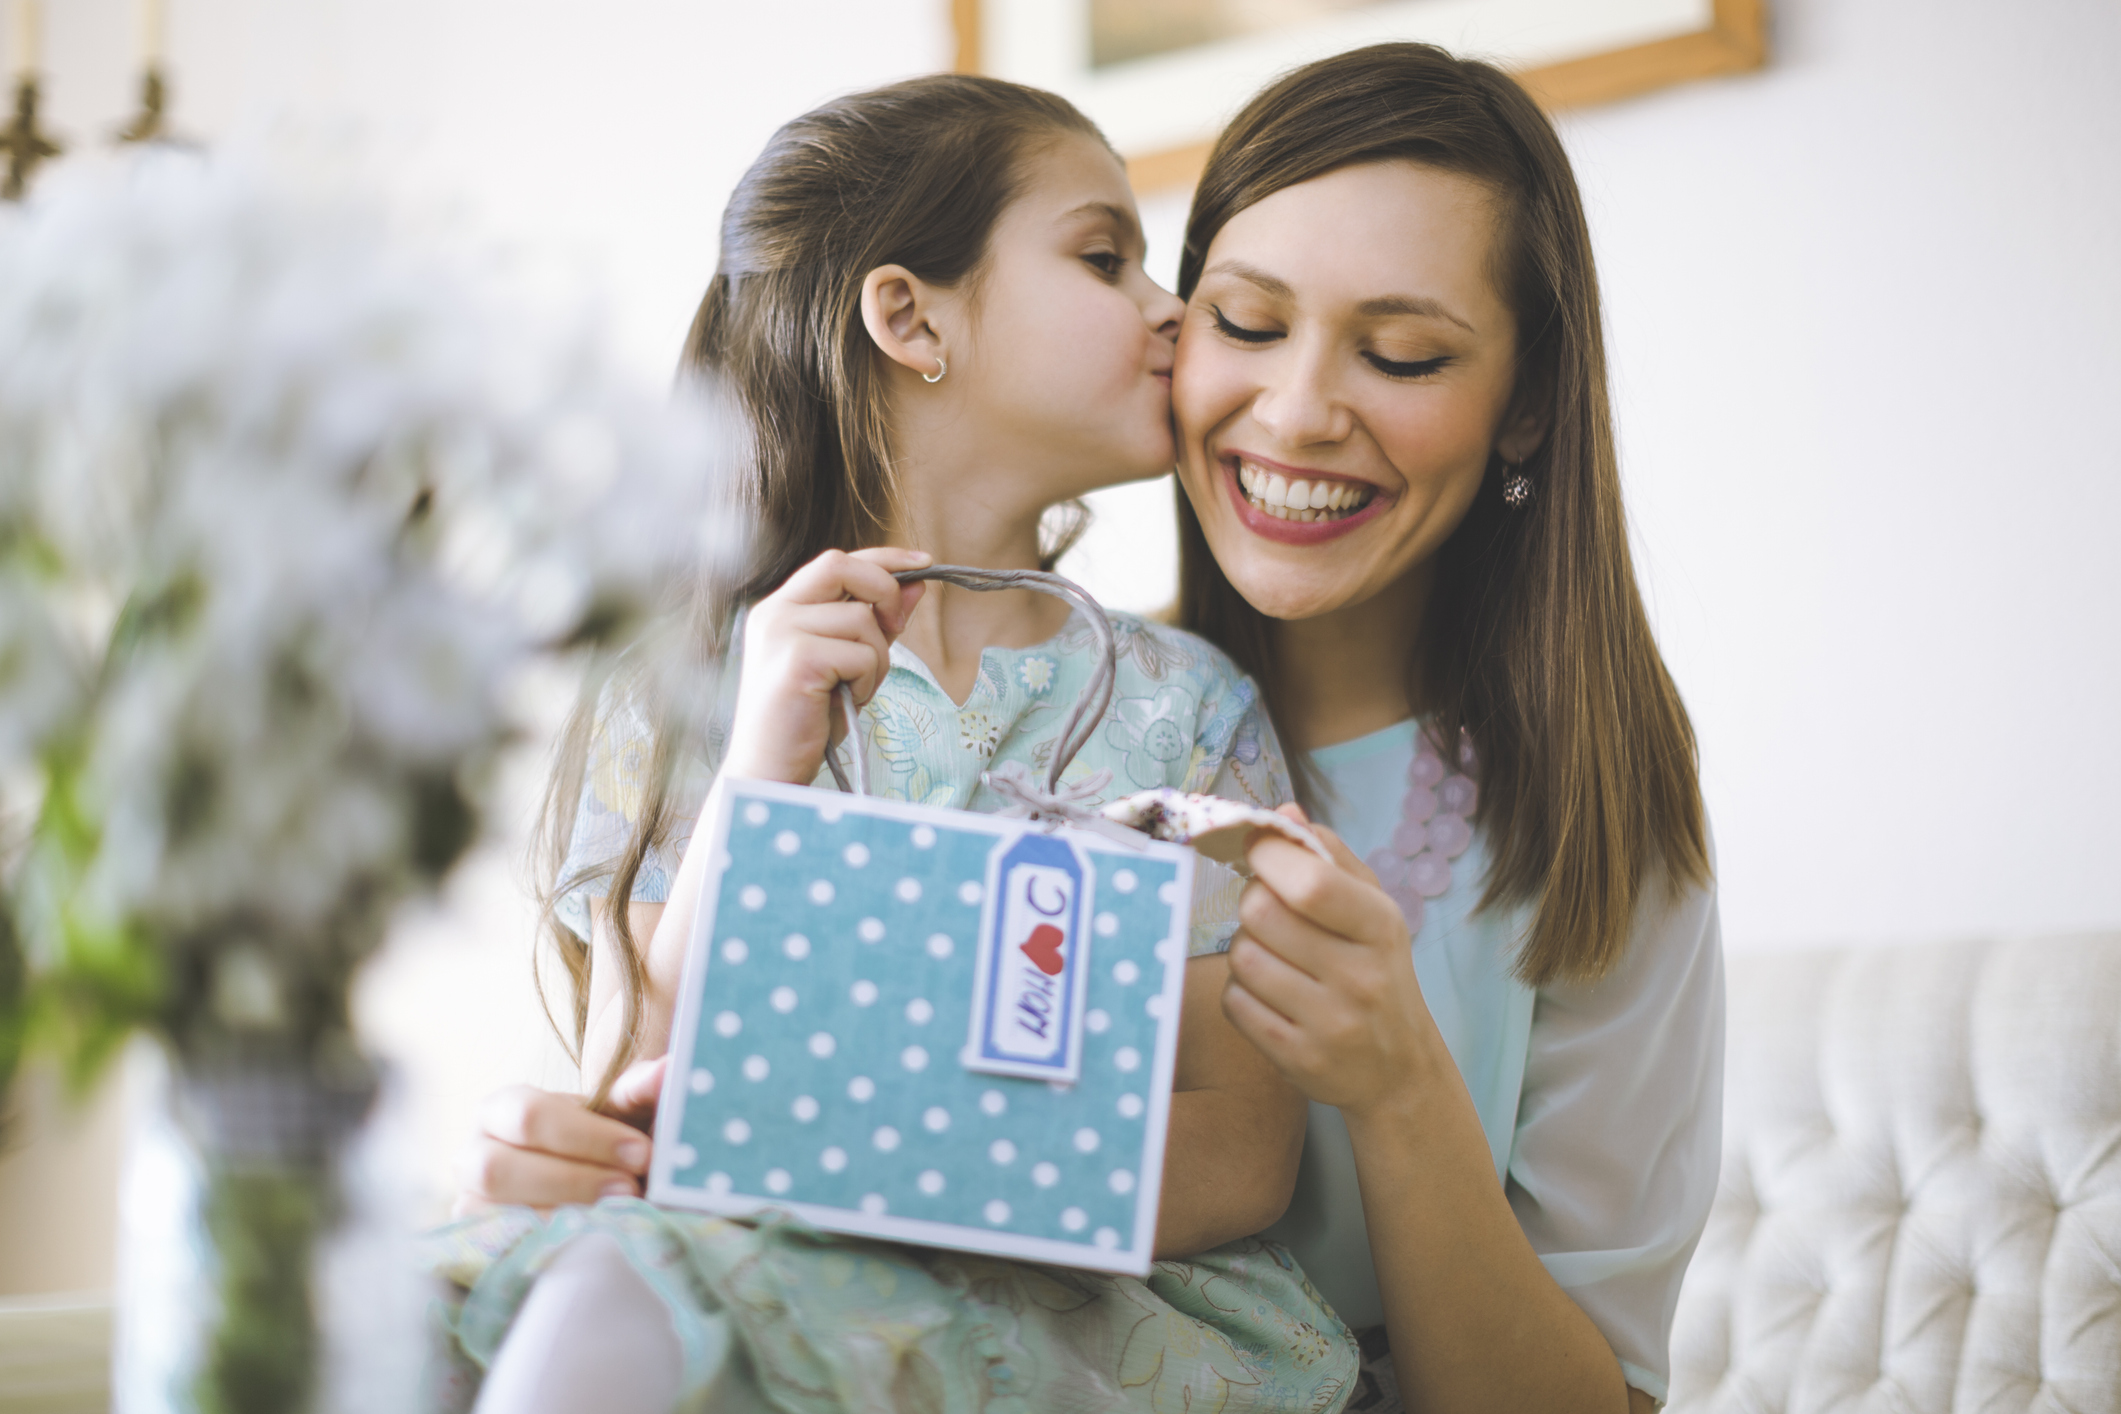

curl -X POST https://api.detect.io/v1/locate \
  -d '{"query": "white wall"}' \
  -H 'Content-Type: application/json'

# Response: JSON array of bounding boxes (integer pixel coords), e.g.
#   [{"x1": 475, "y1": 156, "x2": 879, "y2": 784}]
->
[
  {"x1": 5, "y1": 0, "x2": 2117, "y2": 1271},
  {"x1": 19, "y1": 0, "x2": 953, "y2": 382},
  {"x1": 1557, "y1": 0, "x2": 2121, "y2": 949}
]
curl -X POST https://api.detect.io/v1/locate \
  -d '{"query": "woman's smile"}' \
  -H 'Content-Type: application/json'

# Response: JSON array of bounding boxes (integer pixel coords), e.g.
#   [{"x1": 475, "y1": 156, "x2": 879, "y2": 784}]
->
[{"x1": 1218, "y1": 451, "x2": 1391, "y2": 543}]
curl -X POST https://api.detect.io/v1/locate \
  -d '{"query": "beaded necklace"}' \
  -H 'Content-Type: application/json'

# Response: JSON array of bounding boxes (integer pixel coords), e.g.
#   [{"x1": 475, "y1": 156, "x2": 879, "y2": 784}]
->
[{"x1": 1362, "y1": 727, "x2": 1479, "y2": 936}]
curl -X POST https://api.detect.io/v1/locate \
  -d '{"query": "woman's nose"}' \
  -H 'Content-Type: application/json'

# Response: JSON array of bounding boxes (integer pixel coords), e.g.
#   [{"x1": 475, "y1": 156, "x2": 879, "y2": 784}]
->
[{"x1": 1250, "y1": 347, "x2": 1350, "y2": 448}]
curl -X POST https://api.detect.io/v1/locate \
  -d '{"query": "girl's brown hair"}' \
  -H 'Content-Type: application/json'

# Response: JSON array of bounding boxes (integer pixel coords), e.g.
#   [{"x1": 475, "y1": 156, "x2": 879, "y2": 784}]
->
[
  {"x1": 1176, "y1": 43, "x2": 1708, "y2": 986},
  {"x1": 535, "y1": 75, "x2": 1106, "y2": 1100}
]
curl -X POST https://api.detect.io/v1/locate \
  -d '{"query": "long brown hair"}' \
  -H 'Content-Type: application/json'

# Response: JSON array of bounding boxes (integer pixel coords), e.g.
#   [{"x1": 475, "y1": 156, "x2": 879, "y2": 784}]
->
[
  {"x1": 535, "y1": 75, "x2": 1106, "y2": 1100},
  {"x1": 1176, "y1": 43, "x2": 1708, "y2": 986}
]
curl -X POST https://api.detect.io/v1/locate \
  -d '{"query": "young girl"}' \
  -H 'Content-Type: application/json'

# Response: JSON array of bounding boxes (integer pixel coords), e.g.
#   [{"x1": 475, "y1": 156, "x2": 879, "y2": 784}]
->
[{"x1": 431, "y1": 77, "x2": 1357, "y2": 1414}]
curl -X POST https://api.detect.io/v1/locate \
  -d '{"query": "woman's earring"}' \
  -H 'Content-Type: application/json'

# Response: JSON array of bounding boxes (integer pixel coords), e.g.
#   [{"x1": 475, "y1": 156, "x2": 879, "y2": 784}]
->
[
  {"x1": 922, "y1": 357, "x2": 947, "y2": 384},
  {"x1": 1500, "y1": 462, "x2": 1534, "y2": 509}
]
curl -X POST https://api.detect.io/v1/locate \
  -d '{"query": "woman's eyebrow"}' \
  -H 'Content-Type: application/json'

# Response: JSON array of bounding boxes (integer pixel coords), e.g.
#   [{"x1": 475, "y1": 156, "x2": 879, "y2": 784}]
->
[
  {"x1": 1203, "y1": 260, "x2": 1295, "y2": 301},
  {"x1": 1203, "y1": 260, "x2": 1474, "y2": 332},
  {"x1": 1357, "y1": 293, "x2": 1474, "y2": 332}
]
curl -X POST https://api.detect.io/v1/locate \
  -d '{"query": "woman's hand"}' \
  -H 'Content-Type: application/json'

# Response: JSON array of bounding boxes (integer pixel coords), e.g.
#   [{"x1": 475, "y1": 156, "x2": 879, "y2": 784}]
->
[
  {"x1": 719, "y1": 547, "x2": 931, "y2": 785},
  {"x1": 452, "y1": 1056, "x2": 668, "y2": 1216},
  {"x1": 1225, "y1": 809, "x2": 1647, "y2": 1414},
  {"x1": 1219, "y1": 806, "x2": 1450, "y2": 1119}
]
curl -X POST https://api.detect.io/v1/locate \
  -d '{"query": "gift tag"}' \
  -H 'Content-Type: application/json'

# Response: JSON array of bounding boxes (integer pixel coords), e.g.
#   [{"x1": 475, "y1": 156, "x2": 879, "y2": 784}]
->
[
  {"x1": 963, "y1": 832, "x2": 1095, "y2": 1083},
  {"x1": 649, "y1": 778, "x2": 1195, "y2": 1276}
]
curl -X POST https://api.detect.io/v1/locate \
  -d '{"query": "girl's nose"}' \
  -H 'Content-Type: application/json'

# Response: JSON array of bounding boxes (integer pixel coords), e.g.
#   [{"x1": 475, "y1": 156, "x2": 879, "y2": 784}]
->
[{"x1": 1145, "y1": 283, "x2": 1184, "y2": 342}]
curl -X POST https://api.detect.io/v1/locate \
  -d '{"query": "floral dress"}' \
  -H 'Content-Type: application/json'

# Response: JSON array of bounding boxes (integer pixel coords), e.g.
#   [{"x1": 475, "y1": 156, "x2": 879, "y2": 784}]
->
[{"x1": 427, "y1": 610, "x2": 1360, "y2": 1414}]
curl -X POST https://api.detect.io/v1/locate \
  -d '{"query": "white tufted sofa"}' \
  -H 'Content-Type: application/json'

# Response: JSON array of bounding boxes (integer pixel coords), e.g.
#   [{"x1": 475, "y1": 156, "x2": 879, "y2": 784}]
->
[{"x1": 1667, "y1": 935, "x2": 2121, "y2": 1412}]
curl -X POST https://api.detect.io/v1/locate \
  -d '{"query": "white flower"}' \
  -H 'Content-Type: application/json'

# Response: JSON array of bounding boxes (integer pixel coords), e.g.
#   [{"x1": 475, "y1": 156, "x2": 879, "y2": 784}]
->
[{"x1": 0, "y1": 147, "x2": 748, "y2": 1043}]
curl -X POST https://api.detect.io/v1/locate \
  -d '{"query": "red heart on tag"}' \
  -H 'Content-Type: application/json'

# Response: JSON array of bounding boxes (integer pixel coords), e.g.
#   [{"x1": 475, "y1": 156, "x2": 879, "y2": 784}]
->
[{"x1": 1020, "y1": 924, "x2": 1066, "y2": 976}]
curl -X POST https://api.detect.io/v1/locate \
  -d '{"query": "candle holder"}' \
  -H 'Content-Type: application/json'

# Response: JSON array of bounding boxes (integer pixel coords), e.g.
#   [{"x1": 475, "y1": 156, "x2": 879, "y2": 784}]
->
[
  {"x1": 115, "y1": 63, "x2": 170, "y2": 144},
  {"x1": 2, "y1": 74, "x2": 64, "y2": 201}
]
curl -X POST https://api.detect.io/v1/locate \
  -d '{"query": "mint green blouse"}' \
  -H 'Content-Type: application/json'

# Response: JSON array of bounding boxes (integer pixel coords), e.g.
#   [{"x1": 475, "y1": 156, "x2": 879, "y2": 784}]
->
[{"x1": 1254, "y1": 719, "x2": 1726, "y2": 1406}]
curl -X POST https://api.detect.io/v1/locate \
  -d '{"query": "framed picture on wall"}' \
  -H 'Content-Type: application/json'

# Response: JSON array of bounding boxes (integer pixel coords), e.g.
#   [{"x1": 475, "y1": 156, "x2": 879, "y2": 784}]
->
[{"x1": 953, "y1": 0, "x2": 1766, "y2": 191}]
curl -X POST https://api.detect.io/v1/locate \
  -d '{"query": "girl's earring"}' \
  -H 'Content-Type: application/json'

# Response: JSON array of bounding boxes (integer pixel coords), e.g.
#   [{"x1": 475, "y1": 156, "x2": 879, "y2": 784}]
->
[
  {"x1": 922, "y1": 357, "x2": 947, "y2": 385},
  {"x1": 1500, "y1": 461, "x2": 1534, "y2": 509}
]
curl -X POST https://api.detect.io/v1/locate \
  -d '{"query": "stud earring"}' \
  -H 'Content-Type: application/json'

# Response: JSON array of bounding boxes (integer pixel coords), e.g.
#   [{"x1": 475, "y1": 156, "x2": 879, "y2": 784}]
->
[
  {"x1": 922, "y1": 357, "x2": 947, "y2": 384},
  {"x1": 1500, "y1": 462, "x2": 1534, "y2": 509}
]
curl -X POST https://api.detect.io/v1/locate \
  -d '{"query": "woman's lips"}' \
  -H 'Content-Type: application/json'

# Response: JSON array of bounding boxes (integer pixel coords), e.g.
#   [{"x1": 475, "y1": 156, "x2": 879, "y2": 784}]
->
[{"x1": 1220, "y1": 455, "x2": 1390, "y2": 545}]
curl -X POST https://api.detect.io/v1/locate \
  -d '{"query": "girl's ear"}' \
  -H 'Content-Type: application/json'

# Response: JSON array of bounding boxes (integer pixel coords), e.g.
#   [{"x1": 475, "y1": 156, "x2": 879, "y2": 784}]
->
[{"x1": 860, "y1": 264, "x2": 950, "y2": 380}]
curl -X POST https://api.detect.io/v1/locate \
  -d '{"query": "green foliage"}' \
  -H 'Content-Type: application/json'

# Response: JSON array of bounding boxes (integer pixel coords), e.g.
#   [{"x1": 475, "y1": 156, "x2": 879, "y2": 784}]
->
[
  {"x1": 16, "y1": 730, "x2": 166, "y2": 1099},
  {"x1": 0, "y1": 900, "x2": 25, "y2": 1116},
  {"x1": 409, "y1": 769, "x2": 477, "y2": 880},
  {"x1": 195, "y1": 1166, "x2": 326, "y2": 1414}
]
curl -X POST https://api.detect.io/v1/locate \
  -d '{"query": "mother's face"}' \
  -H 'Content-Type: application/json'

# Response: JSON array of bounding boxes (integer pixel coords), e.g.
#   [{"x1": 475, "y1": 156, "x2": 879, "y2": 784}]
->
[{"x1": 1173, "y1": 160, "x2": 1534, "y2": 623}]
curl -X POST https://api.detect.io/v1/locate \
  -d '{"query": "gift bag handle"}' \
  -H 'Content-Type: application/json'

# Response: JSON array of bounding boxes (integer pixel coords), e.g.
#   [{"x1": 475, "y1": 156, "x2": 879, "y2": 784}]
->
[{"x1": 826, "y1": 565, "x2": 1114, "y2": 800}]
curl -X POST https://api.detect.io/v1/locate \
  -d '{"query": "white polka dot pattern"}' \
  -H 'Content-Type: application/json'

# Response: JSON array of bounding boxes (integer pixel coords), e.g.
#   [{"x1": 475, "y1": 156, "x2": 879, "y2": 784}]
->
[{"x1": 663, "y1": 786, "x2": 1196, "y2": 1268}]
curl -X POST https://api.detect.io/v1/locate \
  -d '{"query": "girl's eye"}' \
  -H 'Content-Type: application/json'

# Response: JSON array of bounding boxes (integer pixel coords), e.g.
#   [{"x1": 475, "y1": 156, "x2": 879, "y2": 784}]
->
[
  {"x1": 1363, "y1": 352, "x2": 1453, "y2": 380},
  {"x1": 1209, "y1": 306, "x2": 1280, "y2": 344},
  {"x1": 1083, "y1": 251, "x2": 1124, "y2": 278}
]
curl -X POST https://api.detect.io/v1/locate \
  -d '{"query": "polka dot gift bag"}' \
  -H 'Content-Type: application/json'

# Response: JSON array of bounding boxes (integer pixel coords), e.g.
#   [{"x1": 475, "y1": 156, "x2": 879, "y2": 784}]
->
[{"x1": 648, "y1": 568, "x2": 1197, "y2": 1277}]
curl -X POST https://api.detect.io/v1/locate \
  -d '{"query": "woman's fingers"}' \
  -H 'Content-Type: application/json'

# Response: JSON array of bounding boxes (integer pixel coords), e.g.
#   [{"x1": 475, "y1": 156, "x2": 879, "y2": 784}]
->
[
  {"x1": 1223, "y1": 927, "x2": 1335, "y2": 1029},
  {"x1": 1244, "y1": 830, "x2": 1404, "y2": 947},
  {"x1": 477, "y1": 1085, "x2": 653, "y2": 1176},
  {"x1": 1234, "y1": 877, "x2": 1347, "y2": 980},
  {"x1": 1220, "y1": 971, "x2": 1319, "y2": 1075},
  {"x1": 1275, "y1": 806, "x2": 1379, "y2": 887}
]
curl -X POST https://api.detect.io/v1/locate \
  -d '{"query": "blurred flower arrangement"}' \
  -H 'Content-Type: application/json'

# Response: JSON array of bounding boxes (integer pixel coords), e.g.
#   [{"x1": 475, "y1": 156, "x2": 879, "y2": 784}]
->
[{"x1": 0, "y1": 148, "x2": 741, "y2": 1411}]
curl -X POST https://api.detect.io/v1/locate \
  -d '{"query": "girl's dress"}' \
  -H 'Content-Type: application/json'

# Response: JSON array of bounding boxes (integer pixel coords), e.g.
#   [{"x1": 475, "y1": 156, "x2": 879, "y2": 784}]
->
[
  {"x1": 1255, "y1": 720, "x2": 1725, "y2": 1409},
  {"x1": 428, "y1": 611, "x2": 1362, "y2": 1414}
]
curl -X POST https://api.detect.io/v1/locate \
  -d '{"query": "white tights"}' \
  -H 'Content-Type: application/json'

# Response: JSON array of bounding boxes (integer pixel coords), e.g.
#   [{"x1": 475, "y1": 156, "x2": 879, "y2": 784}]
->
[{"x1": 470, "y1": 1233, "x2": 770, "y2": 1414}]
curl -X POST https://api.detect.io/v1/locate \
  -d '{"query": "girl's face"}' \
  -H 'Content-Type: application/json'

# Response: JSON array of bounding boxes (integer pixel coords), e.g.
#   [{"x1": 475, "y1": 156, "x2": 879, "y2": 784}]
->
[
  {"x1": 1172, "y1": 161, "x2": 1531, "y2": 622},
  {"x1": 947, "y1": 134, "x2": 1184, "y2": 503}
]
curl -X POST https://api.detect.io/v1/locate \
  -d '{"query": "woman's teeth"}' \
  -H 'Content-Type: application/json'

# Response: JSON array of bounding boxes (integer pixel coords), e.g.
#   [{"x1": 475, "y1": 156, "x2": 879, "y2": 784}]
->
[{"x1": 1236, "y1": 461, "x2": 1374, "y2": 522}]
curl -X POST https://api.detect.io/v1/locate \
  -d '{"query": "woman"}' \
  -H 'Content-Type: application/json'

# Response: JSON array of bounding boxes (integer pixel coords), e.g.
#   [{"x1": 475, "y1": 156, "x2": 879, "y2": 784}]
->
[
  {"x1": 453, "y1": 44, "x2": 1721, "y2": 1413},
  {"x1": 1169, "y1": 45, "x2": 1721, "y2": 1412}
]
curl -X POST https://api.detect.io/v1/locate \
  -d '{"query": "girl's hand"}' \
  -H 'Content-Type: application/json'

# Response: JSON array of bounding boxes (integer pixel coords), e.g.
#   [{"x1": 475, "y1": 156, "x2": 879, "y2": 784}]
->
[
  {"x1": 1220, "y1": 806, "x2": 1449, "y2": 1119},
  {"x1": 719, "y1": 547, "x2": 931, "y2": 785},
  {"x1": 452, "y1": 1056, "x2": 668, "y2": 1215}
]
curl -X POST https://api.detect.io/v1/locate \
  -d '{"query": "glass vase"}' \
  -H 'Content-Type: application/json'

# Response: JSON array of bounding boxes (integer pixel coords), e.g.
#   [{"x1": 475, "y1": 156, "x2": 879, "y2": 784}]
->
[{"x1": 114, "y1": 1046, "x2": 422, "y2": 1413}]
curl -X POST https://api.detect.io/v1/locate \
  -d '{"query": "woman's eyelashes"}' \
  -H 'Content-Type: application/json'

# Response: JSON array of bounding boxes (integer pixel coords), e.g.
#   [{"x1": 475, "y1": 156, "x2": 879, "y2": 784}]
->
[
  {"x1": 1209, "y1": 304, "x2": 1454, "y2": 379},
  {"x1": 1081, "y1": 250, "x2": 1125, "y2": 279},
  {"x1": 1208, "y1": 305, "x2": 1280, "y2": 344},
  {"x1": 1363, "y1": 351, "x2": 1453, "y2": 380}
]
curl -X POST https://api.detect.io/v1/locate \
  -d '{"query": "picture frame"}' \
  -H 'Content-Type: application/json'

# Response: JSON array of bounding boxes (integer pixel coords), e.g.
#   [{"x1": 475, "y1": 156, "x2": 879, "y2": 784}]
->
[{"x1": 954, "y1": 0, "x2": 1767, "y2": 192}]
